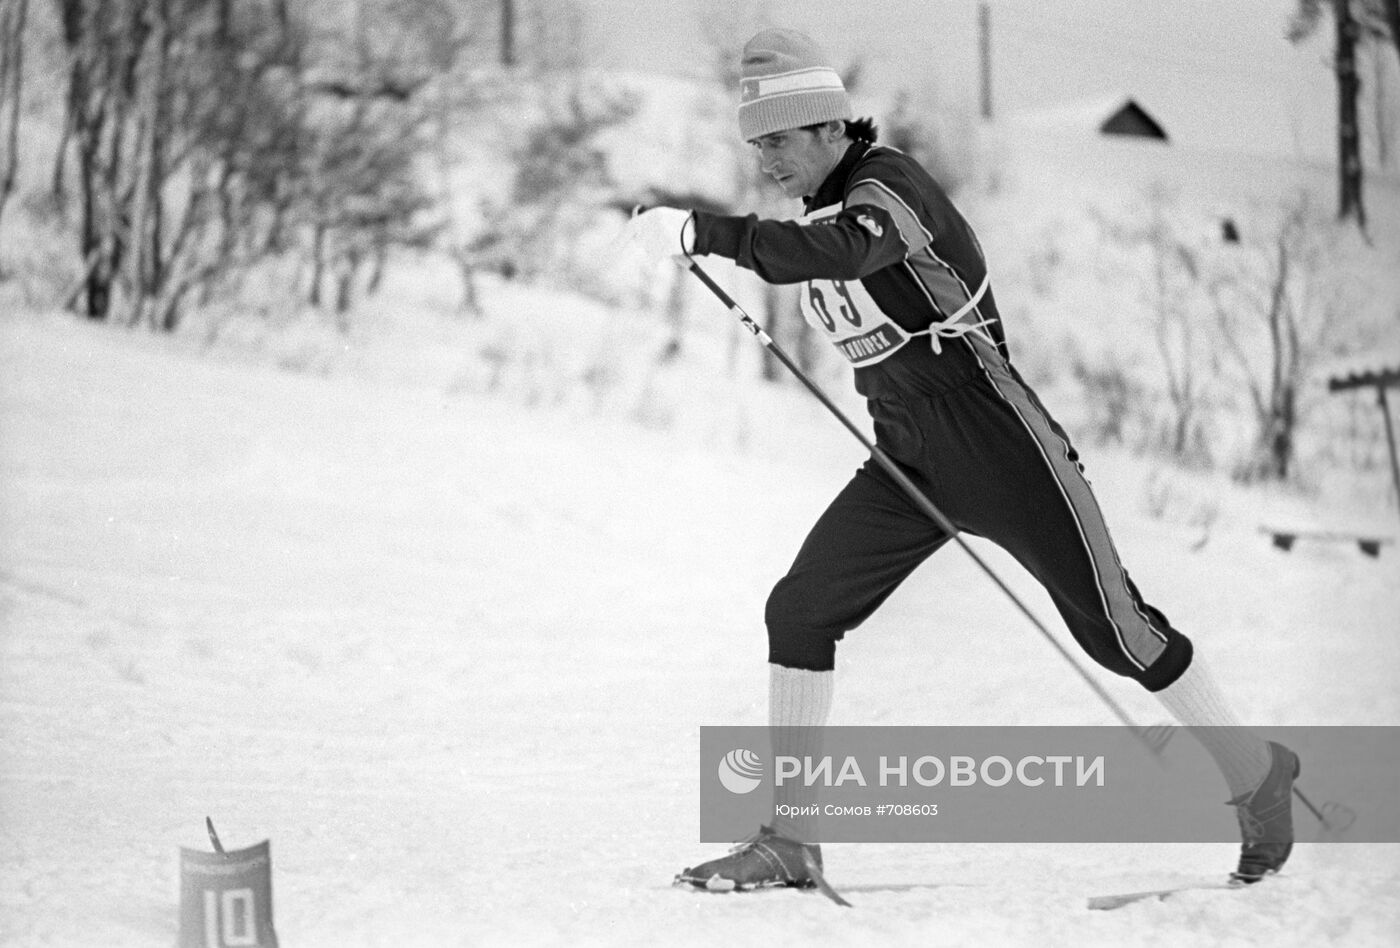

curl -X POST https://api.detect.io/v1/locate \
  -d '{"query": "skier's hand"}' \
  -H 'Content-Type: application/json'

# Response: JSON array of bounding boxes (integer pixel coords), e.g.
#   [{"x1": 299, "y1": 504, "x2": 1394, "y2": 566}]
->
[{"x1": 626, "y1": 206, "x2": 695, "y2": 262}]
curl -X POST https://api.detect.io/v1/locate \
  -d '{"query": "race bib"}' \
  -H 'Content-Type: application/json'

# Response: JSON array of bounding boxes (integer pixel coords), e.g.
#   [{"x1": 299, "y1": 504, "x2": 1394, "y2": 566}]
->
[
  {"x1": 797, "y1": 204, "x2": 913, "y2": 367},
  {"x1": 796, "y1": 203, "x2": 992, "y2": 365}
]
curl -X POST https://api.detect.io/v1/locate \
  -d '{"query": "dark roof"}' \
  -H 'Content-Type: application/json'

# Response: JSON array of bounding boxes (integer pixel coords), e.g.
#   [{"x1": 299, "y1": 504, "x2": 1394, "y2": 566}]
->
[
  {"x1": 1099, "y1": 99, "x2": 1169, "y2": 141},
  {"x1": 1328, "y1": 367, "x2": 1400, "y2": 392}
]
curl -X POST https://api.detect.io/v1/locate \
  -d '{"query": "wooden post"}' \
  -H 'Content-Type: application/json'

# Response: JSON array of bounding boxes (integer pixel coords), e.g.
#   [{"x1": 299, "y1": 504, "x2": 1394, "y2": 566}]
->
[
  {"x1": 1329, "y1": 367, "x2": 1400, "y2": 521},
  {"x1": 1378, "y1": 384, "x2": 1400, "y2": 517},
  {"x1": 979, "y1": 3, "x2": 992, "y2": 121},
  {"x1": 501, "y1": 0, "x2": 515, "y2": 67}
]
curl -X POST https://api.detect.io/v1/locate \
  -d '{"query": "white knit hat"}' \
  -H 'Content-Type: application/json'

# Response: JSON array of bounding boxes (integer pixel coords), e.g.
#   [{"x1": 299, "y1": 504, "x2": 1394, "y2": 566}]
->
[{"x1": 738, "y1": 28, "x2": 852, "y2": 141}]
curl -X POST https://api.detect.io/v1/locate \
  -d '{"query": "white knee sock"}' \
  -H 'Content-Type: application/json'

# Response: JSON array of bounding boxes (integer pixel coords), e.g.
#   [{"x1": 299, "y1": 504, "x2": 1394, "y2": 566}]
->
[
  {"x1": 768, "y1": 664, "x2": 834, "y2": 843},
  {"x1": 1155, "y1": 656, "x2": 1272, "y2": 800}
]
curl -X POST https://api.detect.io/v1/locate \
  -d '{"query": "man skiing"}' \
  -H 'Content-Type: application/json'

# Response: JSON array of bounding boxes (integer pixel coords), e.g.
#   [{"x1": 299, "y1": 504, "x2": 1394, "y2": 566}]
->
[{"x1": 626, "y1": 27, "x2": 1298, "y2": 893}]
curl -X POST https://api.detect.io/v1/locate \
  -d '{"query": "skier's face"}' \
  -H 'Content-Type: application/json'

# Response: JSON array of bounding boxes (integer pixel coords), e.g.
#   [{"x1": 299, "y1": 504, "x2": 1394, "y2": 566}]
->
[{"x1": 751, "y1": 123, "x2": 847, "y2": 200}]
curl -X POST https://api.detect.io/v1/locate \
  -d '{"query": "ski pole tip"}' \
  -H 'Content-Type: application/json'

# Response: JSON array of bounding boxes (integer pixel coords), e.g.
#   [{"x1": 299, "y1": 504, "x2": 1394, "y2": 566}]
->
[{"x1": 205, "y1": 816, "x2": 226, "y2": 854}]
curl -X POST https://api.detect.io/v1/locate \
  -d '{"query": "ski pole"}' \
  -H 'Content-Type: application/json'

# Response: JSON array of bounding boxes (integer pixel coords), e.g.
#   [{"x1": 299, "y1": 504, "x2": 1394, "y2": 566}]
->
[{"x1": 679, "y1": 255, "x2": 1153, "y2": 745}]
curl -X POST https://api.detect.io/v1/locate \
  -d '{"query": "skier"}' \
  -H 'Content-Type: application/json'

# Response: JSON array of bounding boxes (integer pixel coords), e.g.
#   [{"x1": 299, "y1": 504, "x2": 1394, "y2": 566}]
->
[{"x1": 626, "y1": 28, "x2": 1298, "y2": 893}]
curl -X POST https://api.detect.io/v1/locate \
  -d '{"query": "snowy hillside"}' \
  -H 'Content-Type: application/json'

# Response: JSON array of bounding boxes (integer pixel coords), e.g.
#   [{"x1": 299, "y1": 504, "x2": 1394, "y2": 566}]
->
[
  {"x1": 3, "y1": 28, "x2": 1400, "y2": 945},
  {"x1": 2, "y1": 290, "x2": 1398, "y2": 945}
]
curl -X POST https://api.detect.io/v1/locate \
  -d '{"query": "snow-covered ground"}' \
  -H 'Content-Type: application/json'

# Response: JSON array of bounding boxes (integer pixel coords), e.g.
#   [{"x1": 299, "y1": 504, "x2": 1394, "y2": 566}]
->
[
  {"x1": 2, "y1": 27, "x2": 1398, "y2": 941},
  {"x1": 1, "y1": 286, "x2": 1397, "y2": 945}
]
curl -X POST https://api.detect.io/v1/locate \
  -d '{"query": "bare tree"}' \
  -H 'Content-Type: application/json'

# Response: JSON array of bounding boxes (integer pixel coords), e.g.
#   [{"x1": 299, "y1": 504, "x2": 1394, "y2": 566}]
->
[
  {"x1": 425, "y1": 6, "x2": 494, "y2": 316},
  {"x1": 0, "y1": 0, "x2": 27, "y2": 243},
  {"x1": 1097, "y1": 194, "x2": 1213, "y2": 463},
  {"x1": 49, "y1": 0, "x2": 465, "y2": 329},
  {"x1": 55, "y1": 0, "x2": 147, "y2": 321},
  {"x1": 1144, "y1": 207, "x2": 1213, "y2": 464},
  {"x1": 1204, "y1": 197, "x2": 1346, "y2": 481},
  {"x1": 505, "y1": 80, "x2": 636, "y2": 284}
]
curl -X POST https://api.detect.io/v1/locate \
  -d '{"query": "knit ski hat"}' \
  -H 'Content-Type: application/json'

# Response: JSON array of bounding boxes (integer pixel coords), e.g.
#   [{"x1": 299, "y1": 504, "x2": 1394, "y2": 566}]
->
[{"x1": 738, "y1": 28, "x2": 852, "y2": 141}]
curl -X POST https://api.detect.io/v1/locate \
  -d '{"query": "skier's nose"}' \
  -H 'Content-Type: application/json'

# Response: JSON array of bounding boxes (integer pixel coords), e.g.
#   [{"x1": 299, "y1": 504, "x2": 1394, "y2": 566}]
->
[{"x1": 758, "y1": 147, "x2": 780, "y2": 176}]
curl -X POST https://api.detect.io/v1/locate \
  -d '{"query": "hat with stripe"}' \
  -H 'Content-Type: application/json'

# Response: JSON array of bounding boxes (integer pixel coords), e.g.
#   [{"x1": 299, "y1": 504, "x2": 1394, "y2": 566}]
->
[{"x1": 738, "y1": 28, "x2": 852, "y2": 141}]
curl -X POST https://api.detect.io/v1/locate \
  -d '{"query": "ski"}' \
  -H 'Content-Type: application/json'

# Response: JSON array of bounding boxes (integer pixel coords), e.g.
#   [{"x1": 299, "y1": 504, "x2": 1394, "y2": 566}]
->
[{"x1": 1088, "y1": 878, "x2": 1253, "y2": 911}]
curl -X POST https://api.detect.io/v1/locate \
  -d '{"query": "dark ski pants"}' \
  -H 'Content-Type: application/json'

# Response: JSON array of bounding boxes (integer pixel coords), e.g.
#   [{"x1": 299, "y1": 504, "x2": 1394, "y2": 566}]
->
[{"x1": 765, "y1": 358, "x2": 1192, "y2": 692}]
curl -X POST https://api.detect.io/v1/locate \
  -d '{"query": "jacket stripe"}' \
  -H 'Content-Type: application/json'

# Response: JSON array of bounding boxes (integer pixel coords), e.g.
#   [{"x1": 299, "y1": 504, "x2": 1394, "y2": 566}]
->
[
  {"x1": 903, "y1": 245, "x2": 997, "y2": 347},
  {"x1": 846, "y1": 179, "x2": 932, "y2": 252}
]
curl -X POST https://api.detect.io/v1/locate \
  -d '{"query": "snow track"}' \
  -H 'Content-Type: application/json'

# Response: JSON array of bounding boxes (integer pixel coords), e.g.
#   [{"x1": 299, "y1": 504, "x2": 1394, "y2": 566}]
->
[{"x1": 1, "y1": 314, "x2": 1396, "y2": 946}]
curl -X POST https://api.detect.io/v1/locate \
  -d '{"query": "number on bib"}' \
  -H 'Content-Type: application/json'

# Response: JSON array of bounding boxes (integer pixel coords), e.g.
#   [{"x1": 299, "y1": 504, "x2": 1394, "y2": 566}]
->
[{"x1": 807, "y1": 280, "x2": 863, "y2": 330}]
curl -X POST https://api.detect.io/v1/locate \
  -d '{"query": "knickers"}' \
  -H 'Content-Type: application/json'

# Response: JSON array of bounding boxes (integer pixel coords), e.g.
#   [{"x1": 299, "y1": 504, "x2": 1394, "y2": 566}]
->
[{"x1": 765, "y1": 351, "x2": 1191, "y2": 692}]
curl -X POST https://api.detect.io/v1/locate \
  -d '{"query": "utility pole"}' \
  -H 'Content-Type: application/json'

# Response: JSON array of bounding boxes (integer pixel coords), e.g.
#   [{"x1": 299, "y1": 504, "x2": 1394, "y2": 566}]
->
[
  {"x1": 501, "y1": 0, "x2": 516, "y2": 67},
  {"x1": 979, "y1": 2, "x2": 993, "y2": 121}
]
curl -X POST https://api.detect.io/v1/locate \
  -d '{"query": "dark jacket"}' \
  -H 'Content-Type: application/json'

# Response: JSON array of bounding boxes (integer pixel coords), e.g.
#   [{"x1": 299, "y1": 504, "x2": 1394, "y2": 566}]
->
[{"x1": 693, "y1": 141, "x2": 1008, "y2": 399}]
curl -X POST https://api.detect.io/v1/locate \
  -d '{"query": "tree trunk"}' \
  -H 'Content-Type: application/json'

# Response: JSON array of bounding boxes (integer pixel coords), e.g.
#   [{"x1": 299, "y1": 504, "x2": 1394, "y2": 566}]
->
[
  {"x1": 366, "y1": 233, "x2": 387, "y2": 295},
  {"x1": 78, "y1": 128, "x2": 113, "y2": 319},
  {"x1": 335, "y1": 248, "x2": 359, "y2": 320},
  {"x1": 0, "y1": 0, "x2": 28, "y2": 240},
  {"x1": 125, "y1": 0, "x2": 166, "y2": 327},
  {"x1": 309, "y1": 221, "x2": 326, "y2": 307},
  {"x1": 1383, "y1": 0, "x2": 1400, "y2": 66},
  {"x1": 1334, "y1": 0, "x2": 1366, "y2": 227},
  {"x1": 1374, "y1": 42, "x2": 1394, "y2": 169},
  {"x1": 52, "y1": 0, "x2": 83, "y2": 204},
  {"x1": 454, "y1": 250, "x2": 480, "y2": 316},
  {"x1": 215, "y1": 0, "x2": 231, "y2": 44}
]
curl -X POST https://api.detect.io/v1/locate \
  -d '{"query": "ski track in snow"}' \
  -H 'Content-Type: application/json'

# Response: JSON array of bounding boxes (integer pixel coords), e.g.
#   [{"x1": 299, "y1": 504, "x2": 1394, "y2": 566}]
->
[{"x1": 1, "y1": 313, "x2": 1397, "y2": 947}]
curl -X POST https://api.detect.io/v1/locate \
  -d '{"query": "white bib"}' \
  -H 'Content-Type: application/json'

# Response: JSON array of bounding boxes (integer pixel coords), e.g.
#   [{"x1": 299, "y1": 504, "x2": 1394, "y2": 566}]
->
[{"x1": 796, "y1": 203, "x2": 991, "y2": 367}]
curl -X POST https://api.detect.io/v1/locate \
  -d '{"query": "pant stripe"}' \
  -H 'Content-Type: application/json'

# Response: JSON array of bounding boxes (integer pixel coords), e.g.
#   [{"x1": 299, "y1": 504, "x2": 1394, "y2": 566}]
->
[{"x1": 961, "y1": 336, "x2": 1168, "y2": 671}]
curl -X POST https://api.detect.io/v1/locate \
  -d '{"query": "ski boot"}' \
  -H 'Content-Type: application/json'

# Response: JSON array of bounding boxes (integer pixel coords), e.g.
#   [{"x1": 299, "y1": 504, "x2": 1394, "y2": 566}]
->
[
  {"x1": 674, "y1": 825, "x2": 820, "y2": 892},
  {"x1": 1229, "y1": 741, "x2": 1300, "y2": 885}
]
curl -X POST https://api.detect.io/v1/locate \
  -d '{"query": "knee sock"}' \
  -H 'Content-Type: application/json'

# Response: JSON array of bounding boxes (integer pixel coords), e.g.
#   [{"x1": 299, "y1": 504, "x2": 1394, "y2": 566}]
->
[
  {"x1": 768, "y1": 663, "x2": 833, "y2": 843},
  {"x1": 1154, "y1": 655, "x2": 1272, "y2": 800}
]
